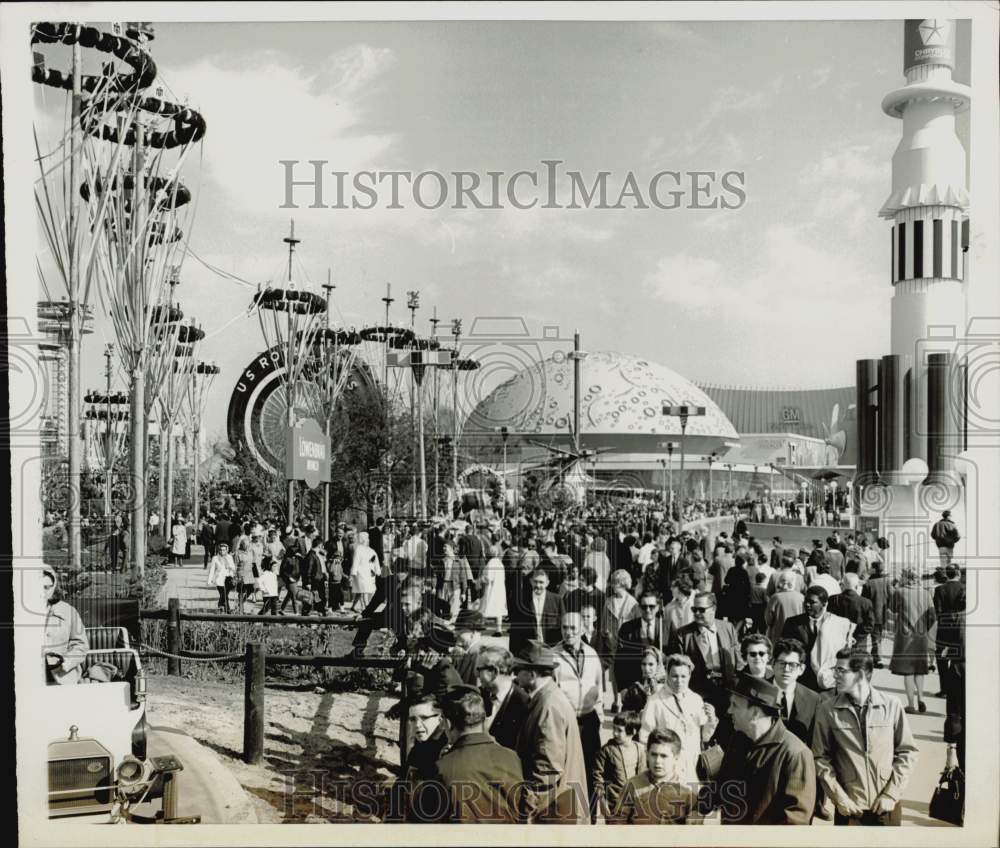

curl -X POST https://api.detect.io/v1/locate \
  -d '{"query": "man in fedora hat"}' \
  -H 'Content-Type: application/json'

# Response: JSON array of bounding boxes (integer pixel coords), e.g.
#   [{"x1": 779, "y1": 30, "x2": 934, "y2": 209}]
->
[
  {"x1": 452, "y1": 609, "x2": 487, "y2": 685},
  {"x1": 513, "y1": 641, "x2": 589, "y2": 824},
  {"x1": 706, "y1": 672, "x2": 816, "y2": 824}
]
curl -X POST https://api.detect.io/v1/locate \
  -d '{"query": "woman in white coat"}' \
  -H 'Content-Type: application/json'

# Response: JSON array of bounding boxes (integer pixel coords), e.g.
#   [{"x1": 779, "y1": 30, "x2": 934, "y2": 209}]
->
[
  {"x1": 207, "y1": 541, "x2": 237, "y2": 613},
  {"x1": 478, "y1": 543, "x2": 507, "y2": 636},
  {"x1": 170, "y1": 514, "x2": 187, "y2": 566},
  {"x1": 638, "y1": 653, "x2": 718, "y2": 783},
  {"x1": 349, "y1": 531, "x2": 379, "y2": 613}
]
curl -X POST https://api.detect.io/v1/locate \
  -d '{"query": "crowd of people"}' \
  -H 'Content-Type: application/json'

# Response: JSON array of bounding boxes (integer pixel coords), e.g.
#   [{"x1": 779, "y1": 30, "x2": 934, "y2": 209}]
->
[{"x1": 173, "y1": 501, "x2": 964, "y2": 826}]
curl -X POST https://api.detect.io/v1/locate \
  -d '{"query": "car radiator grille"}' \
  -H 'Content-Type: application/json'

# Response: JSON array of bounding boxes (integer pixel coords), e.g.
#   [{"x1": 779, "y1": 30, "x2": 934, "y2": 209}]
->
[{"x1": 49, "y1": 756, "x2": 113, "y2": 813}]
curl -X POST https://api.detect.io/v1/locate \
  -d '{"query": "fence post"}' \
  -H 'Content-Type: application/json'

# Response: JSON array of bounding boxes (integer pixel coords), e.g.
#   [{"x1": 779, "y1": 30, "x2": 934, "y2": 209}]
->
[
  {"x1": 243, "y1": 642, "x2": 265, "y2": 765},
  {"x1": 167, "y1": 597, "x2": 181, "y2": 677}
]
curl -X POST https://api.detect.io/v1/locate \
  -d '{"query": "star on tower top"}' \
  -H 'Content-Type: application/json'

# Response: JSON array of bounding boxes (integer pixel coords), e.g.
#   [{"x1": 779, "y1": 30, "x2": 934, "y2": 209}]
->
[{"x1": 919, "y1": 19, "x2": 949, "y2": 46}]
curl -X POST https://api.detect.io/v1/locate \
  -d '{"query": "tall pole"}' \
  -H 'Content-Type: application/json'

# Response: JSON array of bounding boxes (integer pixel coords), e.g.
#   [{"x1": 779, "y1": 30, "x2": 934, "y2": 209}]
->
[
  {"x1": 430, "y1": 307, "x2": 440, "y2": 514},
  {"x1": 572, "y1": 331, "x2": 581, "y2": 455},
  {"x1": 191, "y1": 367, "x2": 201, "y2": 527},
  {"x1": 415, "y1": 367, "x2": 427, "y2": 520},
  {"x1": 451, "y1": 319, "x2": 461, "y2": 511},
  {"x1": 321, "y1": 272, "x2": 336, "y2": 541},
  {"x1": 667, "y1": 444, "x2": 674, "y2": 517},
  {"x1": 382, "y1": 284, "x2": 394, "y2": 520},
  {"x1": 283, "y1": 220, "x2": 300, "y2": 527},
  {"x1": 103, "y1": 344, "x2": 113, "y2": 520},
  {"x1": 678, "y1": 417, "x2": 687, "y2": 526},
  {"x1": 129, "y1": 118, "x2": 148, "y2": 576},
  {"x1": 407, "y1": 291, "x2": 419, "y2": 517},
  {"x1": 502, "y1": 429, "x2": 508, "y2": 521},
  {"x1": 66, "y1": 39, "x2": 84, "y2": 569},
  {"x1": 163, "y1": 274, "x2": 180, "y2": 527}
]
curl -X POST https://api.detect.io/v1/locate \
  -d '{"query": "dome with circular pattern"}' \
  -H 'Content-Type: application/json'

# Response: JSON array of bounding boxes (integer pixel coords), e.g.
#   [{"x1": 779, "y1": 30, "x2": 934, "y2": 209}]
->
[{"x1": 464, "y1": 350, "x2": 739, "y2": 454}]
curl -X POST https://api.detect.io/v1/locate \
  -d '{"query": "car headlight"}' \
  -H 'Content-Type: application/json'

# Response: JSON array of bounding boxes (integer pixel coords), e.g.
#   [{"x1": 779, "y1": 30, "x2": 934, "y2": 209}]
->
[{"x1": 115, "y1": 757, "x2": 145, "y2": 795}]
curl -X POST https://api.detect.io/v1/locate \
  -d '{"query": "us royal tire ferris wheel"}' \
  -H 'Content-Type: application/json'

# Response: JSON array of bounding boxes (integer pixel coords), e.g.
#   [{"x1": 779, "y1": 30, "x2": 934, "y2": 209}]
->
[{"x1": 226, "y1": 345, "x2": 377, "y2": 476}]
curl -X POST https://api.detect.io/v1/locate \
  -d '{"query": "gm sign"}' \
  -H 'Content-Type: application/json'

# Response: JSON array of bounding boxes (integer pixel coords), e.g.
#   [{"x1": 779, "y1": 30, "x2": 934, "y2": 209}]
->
[
  {"x1": 781, "y1": 407, "x2": 802, "y2": 425},
  {"x1": 285, "y1": 417, "x2": 331, "y2": 489}
]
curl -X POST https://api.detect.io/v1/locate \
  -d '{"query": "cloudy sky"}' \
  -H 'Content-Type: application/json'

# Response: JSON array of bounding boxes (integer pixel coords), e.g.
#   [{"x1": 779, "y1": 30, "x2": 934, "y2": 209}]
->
[{"x1": 38, "y1": 17, "x2": 971, "y2": 441}]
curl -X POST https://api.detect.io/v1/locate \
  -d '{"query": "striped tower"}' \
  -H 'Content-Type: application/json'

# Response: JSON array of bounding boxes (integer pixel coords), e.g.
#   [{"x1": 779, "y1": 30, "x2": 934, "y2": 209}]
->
[{"x1": 880, "y1": 18, "x2": 969, "y2": 476}]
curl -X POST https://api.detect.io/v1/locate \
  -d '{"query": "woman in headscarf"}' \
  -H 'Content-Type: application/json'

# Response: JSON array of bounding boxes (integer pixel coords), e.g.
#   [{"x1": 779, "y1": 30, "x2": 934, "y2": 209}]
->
[
  {"x1": 620, "y1": 646, "x2": 665, "y2": 714},
  {"x1": 349, "y1": 530, "x2": 380, "y2": 613},
  {"x1": 42, "y1": 567, "x2": 89, "y2": 684}
]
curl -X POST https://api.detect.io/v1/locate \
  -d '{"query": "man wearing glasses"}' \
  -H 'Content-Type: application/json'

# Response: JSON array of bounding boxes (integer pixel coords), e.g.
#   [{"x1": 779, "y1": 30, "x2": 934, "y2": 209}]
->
[
  {"x1": 812, "y1": 650, "x2": 918, "y2": 826},
  {"x1": 770, "y1": 638, "x2": 821, "y2": 747},
  {"x1": 668, "y1": 592, "x2": 740, "y2": 746},
  {"x1": 667, "y1": 592, "x2": 740, "y2": 696},
  {"x1": 613, "y1": 591, "x2": 667, "y2": 694}
]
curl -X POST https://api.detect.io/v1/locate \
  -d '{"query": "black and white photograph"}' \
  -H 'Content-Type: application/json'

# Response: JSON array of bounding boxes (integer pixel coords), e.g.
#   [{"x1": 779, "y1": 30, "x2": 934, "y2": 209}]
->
[{"x1": 4, "y1": 2, "x2": 998, "y2": 846}]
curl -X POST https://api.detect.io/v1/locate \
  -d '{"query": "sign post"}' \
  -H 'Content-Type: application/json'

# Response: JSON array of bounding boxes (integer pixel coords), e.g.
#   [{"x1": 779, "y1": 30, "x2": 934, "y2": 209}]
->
[{"x1": 285, "y1": 417, "x2": 332, "y2": 494}]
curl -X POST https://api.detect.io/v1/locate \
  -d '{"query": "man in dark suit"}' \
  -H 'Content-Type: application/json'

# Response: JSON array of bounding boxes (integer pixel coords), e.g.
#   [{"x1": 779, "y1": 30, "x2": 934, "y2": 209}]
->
[
  {"x1": 934, "y1": 563, "x2": 965, "y2": 691},
  {"x1": 667, "y1": 591, "x2": 741, "y2": 719},
  {"x1": 771, "y1": 637, "x2": 821, "y2": 746},
  {"x1": 613, "y1": 590, "x2": 668, "y2": 693},
  {"x1": 458, "y1": 525, "x2": 485, "y2": 603},
  {"x1": 827, "y1": 573, "x2": 873, "y2": 642},
  {"x1": 213, "y1": 512, "x2": 232, "y2": 550},
  {"x1": 861, "y1": 561, "x2": 891, "y2": 667},
  {"x1": 476, "y1": 645, "x2": 531, "y2": 752},
  {"x1": 781, "y1": 587, "x2": 853, "y2": 692},
  {"x1": 451, "y1": 609, "x2": 487, "y2": 685},
  {"x1": 656, "y1": 538, "x2": 689, "y2": 600},
  {"x1": 418, "y1": 686, "x2": 527, "y2": 823},
  {"x1": 769, "y1": 536, "x2": 785, "y2": 570},
  {"x1": 509, "y1": 568, "x2": 561, "y2": 654}
]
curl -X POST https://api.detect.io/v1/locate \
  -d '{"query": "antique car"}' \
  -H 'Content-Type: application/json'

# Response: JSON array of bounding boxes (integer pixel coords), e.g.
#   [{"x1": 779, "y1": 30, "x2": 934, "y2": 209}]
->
[{"x1": 47, "y1": 624, "x2": 198, "y2": 824}]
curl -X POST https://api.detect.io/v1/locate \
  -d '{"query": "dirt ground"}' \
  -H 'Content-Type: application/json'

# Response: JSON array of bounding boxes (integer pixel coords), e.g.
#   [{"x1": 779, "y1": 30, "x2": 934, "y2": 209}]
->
[{"x1": 146, "y1": 673, "x2": 402, "y2": 823}]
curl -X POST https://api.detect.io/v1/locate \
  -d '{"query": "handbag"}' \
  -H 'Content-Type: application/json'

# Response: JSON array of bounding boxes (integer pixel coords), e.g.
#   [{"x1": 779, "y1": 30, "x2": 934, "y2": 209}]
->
[{"x1": 929, "y1": 766, "x2": 964, "y2": 825}]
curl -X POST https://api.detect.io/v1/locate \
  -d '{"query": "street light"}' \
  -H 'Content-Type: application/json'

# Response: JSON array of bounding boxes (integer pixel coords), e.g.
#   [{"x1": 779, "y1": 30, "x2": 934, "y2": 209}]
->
[
  {"x1": 706, "y1": 452, "x2": 717, "y2": 514},
  {"x1": 494, "y1": 426, "x2": 509, "y2": 520},
  {"x1": 662, "y1": 404, "x2": 706, "y2": 527}
]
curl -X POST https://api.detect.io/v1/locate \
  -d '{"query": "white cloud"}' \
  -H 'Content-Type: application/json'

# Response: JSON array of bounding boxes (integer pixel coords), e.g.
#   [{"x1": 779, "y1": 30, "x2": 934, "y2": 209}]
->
[
  {"x1": 167, "y1": 45, "x2": 397, "y2": 216},
  {"x1": 805, "y1": 144, "x2": 884, "y2": 185},
  {"x1": 644, "y1": 253, "x2": 727, "y2": 312}
]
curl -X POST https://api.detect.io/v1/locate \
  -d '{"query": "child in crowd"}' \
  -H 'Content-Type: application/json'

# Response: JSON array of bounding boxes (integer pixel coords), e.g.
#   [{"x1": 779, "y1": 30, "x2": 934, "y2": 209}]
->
[
  {"x1": 612, "y1": 729, "x2": 701, "y2": 824},
  {"x1": 593, "y1": 711, "x2": 645, "y2": 820},
  {"x1": 258, "y1": 560, "x2": 279, "y2": 616}
]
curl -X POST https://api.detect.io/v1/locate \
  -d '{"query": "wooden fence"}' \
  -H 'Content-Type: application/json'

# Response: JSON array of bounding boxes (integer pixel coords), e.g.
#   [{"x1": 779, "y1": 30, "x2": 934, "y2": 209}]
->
[{"x1": 141, "y1": 598, "x2": 403, "y2": 765}]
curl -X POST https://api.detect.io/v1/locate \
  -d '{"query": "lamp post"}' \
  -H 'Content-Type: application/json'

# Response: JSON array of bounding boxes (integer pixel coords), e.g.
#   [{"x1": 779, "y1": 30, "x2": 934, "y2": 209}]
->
[
  {"x1": 800, "y1": 481, "x2": 809, "y2": 526},
  {"x1": 495, "y1": 426, "x2": 509, "y2": 520},
  {"x1": 450, "y1": 319, "x2": 462, "y2": 510},
  {"x1": 658, "y1": 458, "x2": 667, "y2": 506},
  {"x1": 707, "y1": 452, "x2": 717, "y2": 514},
  {"x1": 407, "y1": 290, "x2": 419, "y2": 515},
  {"x1": 662, "y1": 404, "x2": 706, "y2": 527},
  {"x1": 830, "y1": 480, "x2": 839, "y2": 527}
]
